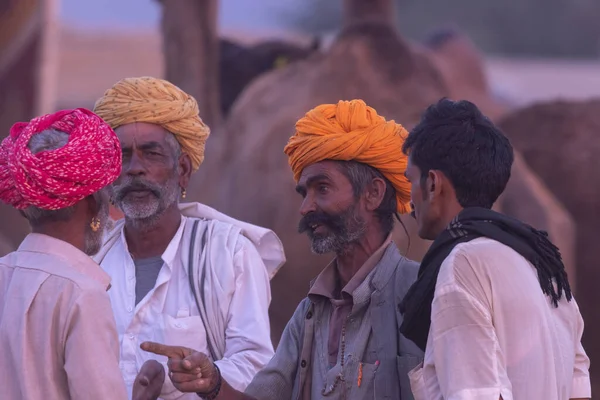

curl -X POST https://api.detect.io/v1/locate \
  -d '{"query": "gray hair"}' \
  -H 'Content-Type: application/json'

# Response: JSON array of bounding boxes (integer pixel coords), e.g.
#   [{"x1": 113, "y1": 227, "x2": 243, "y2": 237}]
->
[
  {"x1": 334, "y1": 160, "x2": 398, "y2": 234},
  {"x1": 21, "y1": 129, "x2": 76, "y2": 224},
  {"x1": 165, "y1": 132, "x2": 182, "y2": 161}
]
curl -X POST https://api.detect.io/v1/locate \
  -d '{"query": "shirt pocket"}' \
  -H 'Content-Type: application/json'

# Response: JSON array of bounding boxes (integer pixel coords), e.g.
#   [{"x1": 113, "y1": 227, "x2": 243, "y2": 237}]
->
[
  {"x1": 397, "y1": 354, "x2": 423, "y2": 400},
  {"x1": 161, "y1": 314, "x2": 208, "y2": 355},
  {"x1": 356, "y1": 362, "x2": 379, "y2": 398}
]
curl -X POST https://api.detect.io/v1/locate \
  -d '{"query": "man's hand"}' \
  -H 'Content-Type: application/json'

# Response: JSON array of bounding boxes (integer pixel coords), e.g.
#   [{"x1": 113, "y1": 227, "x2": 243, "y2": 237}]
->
[
  {"x1": 140, "y1": 341, "x2": 219, "y2": 394},
  {"x1": 132, "y1": 359, "x2": 165, "y2": 400}
]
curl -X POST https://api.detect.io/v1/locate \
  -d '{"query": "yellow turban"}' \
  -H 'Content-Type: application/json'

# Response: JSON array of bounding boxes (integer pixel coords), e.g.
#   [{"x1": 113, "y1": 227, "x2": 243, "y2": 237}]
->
[
  {"x1": 284, "y1": 99, "x2": 411, "y2": 214},
  {"x1": 93, "y1": 76, "x2": 210, "y2": 171}
]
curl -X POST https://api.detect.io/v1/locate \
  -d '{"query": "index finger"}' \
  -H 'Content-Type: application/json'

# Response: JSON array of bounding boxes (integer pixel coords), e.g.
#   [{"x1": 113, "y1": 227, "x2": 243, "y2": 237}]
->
[
  {"x1": 168, "y1": 358, "x2": 197, "y2": 373},
  {"x1": 140, "y1": 341, "x2": 182, "y2": 359}
]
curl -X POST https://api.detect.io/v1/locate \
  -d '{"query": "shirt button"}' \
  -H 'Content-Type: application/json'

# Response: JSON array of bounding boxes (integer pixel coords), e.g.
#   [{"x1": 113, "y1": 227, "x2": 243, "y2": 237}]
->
[
  {"x1": 306, "y1": 312, "x2": 313, "y2": 320},
  {"x1": 301, "y1": 360, "x2": 307, "y2": 368},
  {"x1": 127, "y1": 307, "x2": 133, "y2": 313},
  {"x1": 128, "y1": 275, "x2": 134, "y2": 280},
  {"x1": 129, "y1": 334, "x2": 135, "y2": 340}
]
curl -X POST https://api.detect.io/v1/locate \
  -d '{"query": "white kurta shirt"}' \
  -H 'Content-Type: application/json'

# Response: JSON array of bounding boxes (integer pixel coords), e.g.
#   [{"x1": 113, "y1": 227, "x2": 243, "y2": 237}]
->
[
  {"x1": 100, "y1": 215, "x2": 276, "y2": 399},
  {"x1": 409, "y1": 238, "x2": 591, "y2": 400}
]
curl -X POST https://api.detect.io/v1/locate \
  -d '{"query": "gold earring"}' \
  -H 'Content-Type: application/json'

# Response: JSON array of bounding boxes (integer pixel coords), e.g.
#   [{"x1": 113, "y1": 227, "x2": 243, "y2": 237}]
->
[
  {"x1": 90, "y1": 217, "x2": 101, "y2": 232},
  {"x1": 181, "y1": 188, "x2": 187, "y2": 199}
]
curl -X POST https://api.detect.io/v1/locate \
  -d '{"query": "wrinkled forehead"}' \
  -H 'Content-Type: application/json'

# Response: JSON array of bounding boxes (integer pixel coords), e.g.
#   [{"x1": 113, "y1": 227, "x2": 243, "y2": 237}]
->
[
  {"x1": 115, "y1": 122, "x2": 171, "y2": 148},
  {"x1": 297, "y1": 160, "x2": 345, "y2": 186}
]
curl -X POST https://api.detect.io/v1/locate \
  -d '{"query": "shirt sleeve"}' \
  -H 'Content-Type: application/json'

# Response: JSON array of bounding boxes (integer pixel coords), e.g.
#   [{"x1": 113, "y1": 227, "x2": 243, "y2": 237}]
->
[
  {"x1": 211, "y1": 236, "x2": 276, "y2": 391},
  {"x1": 158, "y1": 234, "x2": 277, "y2": 400},
  {"x1": 570, "y1": 301, "x2": 591, "y2": 398},
  {"x1": 429, "y1": 250, "x2": 512, "y2": 400},
  {"x1": 244, "y1": 299, "x2": 309, "y2": 400},
  {"x1": 63, "y1": 287, "x2": 129, "y2": 400}
]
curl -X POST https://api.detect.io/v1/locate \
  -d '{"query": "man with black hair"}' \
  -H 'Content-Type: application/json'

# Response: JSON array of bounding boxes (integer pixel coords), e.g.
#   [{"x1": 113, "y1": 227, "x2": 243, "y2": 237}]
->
[{"x1": 400, "y1": 98, "x2": 591, "y2": 400}]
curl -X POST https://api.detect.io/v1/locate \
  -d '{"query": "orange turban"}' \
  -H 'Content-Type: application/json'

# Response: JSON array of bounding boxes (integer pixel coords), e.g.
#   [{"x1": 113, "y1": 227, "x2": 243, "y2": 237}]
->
[
  {"x1": 284, "y1": 99, "x2": 411, "y2": 214},
  {"x1": 93, "y1": 77, "x2": 210, "y2": 171}
]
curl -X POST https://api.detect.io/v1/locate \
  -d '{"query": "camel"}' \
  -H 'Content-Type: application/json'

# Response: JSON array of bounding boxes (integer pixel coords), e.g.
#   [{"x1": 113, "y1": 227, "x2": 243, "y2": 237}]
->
[
  {"x1": 0, "y1": 0, "x2": 576, "y2": 355},
  {"x1": 418, "y1": 26, "x2": 512, "y2": 121},
  {"x1": 191, "y1": 0, "x2": 575, "y2": 344},
  {"x1": 499, "y1": 99, "x2": 600, "y2": 394},
  {"x1": 219, "y1": 38, "x2": 318, "y2": 116}
]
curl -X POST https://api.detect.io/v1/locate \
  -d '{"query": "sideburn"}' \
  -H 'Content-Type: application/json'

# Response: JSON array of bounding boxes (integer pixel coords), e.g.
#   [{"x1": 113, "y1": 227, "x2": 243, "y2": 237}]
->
[{"x1": 420, "y1": 174, "x2": 429, "y2": 200}]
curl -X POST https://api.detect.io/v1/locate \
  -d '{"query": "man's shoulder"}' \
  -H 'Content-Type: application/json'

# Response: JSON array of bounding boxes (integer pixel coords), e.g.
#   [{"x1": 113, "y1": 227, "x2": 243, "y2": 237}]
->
[
  {"x1": 4, "y1": 256, "x2": 108, "y2": 300},
  {"x1": 39, "y1": 263, "x2": 109, "y2": 295},
  {"x1": 449, "y1": 237, "x2": 524, "y2": 267},
  {"x1": 439, "y1": 237, "x2": 528, "y2": 290},
  {"x1": 286, "y1": 297, "x2": 313, "y2": 328},
  {"x1": 191, "y1": 218, "x2": 270, "y2": 261},
  {"x1": 454, "y1": 236, "x2": 505, "y2": 252},
  {"x1": 385, "y1": 243, "x2": 420, "y2": 282},
  {"x1": 395, "y1": 254, "x2": 420, "y2": 279},
  {"x1": 188, "y1": 217, "x2": 240, "y2": 237}
]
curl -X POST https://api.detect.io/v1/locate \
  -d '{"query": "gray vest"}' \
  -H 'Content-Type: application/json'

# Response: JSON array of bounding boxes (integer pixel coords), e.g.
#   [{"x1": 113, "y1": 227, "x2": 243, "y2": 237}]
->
[{"x1": 294, "y1": 245, "x2": 423, "y2": 400}]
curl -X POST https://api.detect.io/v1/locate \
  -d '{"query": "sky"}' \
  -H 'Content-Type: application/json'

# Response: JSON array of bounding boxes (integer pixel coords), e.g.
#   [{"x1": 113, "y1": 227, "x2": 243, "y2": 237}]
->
[{"x1": 59, "y1": 0, "x2": 295, "y2": 31}]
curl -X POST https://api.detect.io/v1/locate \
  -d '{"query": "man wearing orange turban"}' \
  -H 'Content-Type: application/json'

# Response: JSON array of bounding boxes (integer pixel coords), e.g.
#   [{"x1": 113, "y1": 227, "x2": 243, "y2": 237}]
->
[
  {"x1": 285, "y1": 99, "x2": 412, "y2": 214},
  {"x1": 92, "y1": 77, "x2": 285, "y2": 399},
  {"x1": 138, "y1": 99, "x2": 424, "y2": 400}
]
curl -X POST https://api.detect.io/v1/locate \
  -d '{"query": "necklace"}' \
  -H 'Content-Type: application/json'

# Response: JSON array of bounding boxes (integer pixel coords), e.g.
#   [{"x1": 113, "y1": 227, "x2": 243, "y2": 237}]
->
[{"x1": 322, "y1": 319, "x2": 348, "y2": 396}]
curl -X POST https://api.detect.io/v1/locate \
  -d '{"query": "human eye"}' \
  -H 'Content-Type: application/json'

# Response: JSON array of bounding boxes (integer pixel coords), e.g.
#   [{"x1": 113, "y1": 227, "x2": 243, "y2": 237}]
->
[{"x1": 318, "y1": 184, "x2": 330, "y2": 194}]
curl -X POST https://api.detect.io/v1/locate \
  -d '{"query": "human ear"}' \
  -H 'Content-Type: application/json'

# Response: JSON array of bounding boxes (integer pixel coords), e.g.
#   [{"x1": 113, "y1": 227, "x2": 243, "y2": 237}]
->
[
  {"x1": 178, "y1": 153, "x2": 193, "y2": 191},
  {"x1": 364, "y1": 177, "x2": 386, "y2": 211},
  {"x1": 427, "y1": 170, "x2": 443, "y2": 200}
]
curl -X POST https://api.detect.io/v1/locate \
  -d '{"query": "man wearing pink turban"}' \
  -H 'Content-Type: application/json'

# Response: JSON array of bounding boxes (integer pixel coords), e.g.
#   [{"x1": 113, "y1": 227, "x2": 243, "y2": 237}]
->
[{"x1": 0, "y1": 109, "x2": 161, "y2": 400}]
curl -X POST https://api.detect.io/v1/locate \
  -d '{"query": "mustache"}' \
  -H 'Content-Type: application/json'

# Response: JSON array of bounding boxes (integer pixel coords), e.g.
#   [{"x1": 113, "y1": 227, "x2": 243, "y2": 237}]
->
[
  {"x1": 298, "y1": 211, "x2": 345, "y2": 234},
  {"x1": 113, "y1": 178, "x2": 161, "y2": 201}
]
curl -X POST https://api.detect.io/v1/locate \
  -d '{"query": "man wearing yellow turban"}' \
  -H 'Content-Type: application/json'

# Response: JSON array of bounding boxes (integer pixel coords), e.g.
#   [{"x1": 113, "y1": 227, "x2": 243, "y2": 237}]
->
[
  {"x1": 138, "y1": 99, "x2": 424, "y2": 400},
  {"x1": 92, "y1": 77, "x2": 286, "y2": 400}
]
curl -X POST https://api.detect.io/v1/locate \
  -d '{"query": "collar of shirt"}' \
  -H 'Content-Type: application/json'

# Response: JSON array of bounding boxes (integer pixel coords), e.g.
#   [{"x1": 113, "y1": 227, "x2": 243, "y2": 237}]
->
[
  {"x1": 308, "y1": 233, "x2": 394, "y2": 302},
  {"x1": 17, "y1": 233, "x2": 112, "y2": 290},
  {"x1": 118, "y1": 215, "x2": 187, "y2": 272}
]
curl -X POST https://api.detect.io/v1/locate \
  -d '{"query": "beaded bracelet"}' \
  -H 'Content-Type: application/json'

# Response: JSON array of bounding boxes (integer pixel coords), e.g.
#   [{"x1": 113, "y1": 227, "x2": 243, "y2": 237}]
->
[{"x1": 196, "y1": 363, "x2": 222, "y2": 400}]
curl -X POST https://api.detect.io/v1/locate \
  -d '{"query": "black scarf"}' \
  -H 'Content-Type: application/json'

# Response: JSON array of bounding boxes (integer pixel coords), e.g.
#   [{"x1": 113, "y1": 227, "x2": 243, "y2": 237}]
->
[{"x1": 399, "y1": 207, "x2": 572, "y2": 352}]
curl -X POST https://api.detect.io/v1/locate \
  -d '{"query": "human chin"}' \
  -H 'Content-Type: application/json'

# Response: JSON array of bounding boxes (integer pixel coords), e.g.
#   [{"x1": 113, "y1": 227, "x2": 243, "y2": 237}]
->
[
  {"x1": 118, "y1": 195, "x2": 161, "y2": 220},
  {"x1": 310, "y1": 234, "x2": 339, "y2": 255}
]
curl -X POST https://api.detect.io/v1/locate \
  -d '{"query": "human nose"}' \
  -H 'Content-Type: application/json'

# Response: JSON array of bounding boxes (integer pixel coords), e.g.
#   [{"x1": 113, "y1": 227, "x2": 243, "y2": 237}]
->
[
  {"x1": 299, "y1": 194, "x2": 317, "y2": 216},
  {"x1": 124, "y1": 152, "x2": 146, "y2": 176}
]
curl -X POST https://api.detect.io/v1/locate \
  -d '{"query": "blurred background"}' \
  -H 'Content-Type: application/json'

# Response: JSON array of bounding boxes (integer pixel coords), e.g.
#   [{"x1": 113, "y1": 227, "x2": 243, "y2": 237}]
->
[{"x1": 1, "y1": 0, "x2": 599, "y2": 393}]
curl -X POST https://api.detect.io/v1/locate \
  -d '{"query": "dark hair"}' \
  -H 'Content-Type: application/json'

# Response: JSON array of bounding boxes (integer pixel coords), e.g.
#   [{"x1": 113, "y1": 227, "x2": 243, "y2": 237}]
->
[
  {"x1": 335, "y1": 160, "x2": 397, "y2": 234},
  {"x1": 402, "y1": 98, "x2": 514, "y2": 209}
]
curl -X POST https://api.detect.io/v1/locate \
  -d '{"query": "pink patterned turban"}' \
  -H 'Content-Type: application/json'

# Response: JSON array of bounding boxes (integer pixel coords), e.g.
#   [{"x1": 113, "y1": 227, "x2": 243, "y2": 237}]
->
[{"x1": 0, "y1": 108, "x2": 122, "y2": 210}]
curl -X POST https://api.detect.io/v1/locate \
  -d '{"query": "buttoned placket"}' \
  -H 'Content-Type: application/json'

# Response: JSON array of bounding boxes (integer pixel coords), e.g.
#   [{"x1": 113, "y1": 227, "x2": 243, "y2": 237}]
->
[
  {"x1": 297, "y1": 304, "x2": 316, "y2": 400},
  {"x1": 120, "y1": 255, "x2": 139, "y2": 369},
  {"x1": 121, "y1": 253, "x2": 173, "y2": 375}
]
